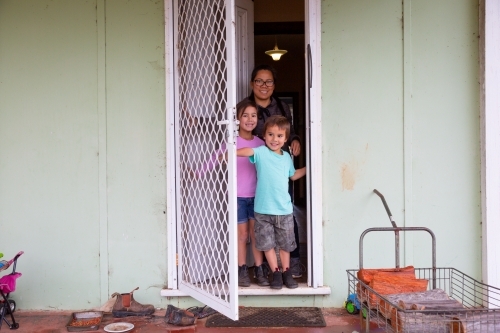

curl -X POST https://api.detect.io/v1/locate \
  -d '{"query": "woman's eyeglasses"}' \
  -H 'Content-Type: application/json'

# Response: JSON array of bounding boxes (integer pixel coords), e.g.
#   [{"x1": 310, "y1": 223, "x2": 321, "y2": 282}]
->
[{"x1": 253, "y1": 79, "x2": 274, "y2": 87}]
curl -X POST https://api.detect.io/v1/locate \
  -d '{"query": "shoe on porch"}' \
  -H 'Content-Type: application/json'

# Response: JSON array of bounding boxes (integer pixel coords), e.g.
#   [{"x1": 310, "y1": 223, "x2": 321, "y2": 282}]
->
[
  {"x1": 289, "y1": 257, "x2": 305, "y2": 278},
  {"x1": 111, "y1": 287, "x2": 155, "y2": 318},
  {"x1": 253, "y1": 265, "x2": 270, "y2": 286},
  {"x1": 283, "y1": 270, "x2": 298, "y2": 289},
  {"x1": 165, "y1": 304, "x2": 197, "y2": 326},
  {"x1": 270, "y1": 270, "x2": 283, "y2": 289},
  {"x1": 238, "y1": 265, "x2": 251, "y2": 287}
]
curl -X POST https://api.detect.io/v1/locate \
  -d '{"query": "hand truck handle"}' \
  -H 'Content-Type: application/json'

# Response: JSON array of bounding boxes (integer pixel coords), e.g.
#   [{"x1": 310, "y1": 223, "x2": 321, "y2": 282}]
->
[
  {"x1": 373, "y1": 189, "x2": 397, "y2": 228},
  {"x1": 361, "y1": 191, "x2": 437, "y2": 289}
]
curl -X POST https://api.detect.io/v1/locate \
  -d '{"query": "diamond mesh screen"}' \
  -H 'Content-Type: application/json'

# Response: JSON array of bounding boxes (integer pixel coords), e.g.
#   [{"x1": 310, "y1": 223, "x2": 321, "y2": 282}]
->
[{"x1": 176, "y1": 0, "x2": 231, "y2": 302}]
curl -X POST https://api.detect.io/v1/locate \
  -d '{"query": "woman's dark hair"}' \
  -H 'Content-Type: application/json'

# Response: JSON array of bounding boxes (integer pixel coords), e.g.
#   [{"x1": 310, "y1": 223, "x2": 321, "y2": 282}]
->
[
  {"x1": 248, "y1": 64, "x2": 286, "y2": 118},
  {"x1": 250, "y1": 64, "x2": 278, "y2": 83},
  {"x1": 235, "y1": 99, "x2": 257, "y2": 119}
]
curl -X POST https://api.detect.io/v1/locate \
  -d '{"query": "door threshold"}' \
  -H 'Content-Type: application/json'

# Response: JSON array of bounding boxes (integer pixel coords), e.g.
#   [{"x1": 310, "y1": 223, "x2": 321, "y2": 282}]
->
[{"x1": 160, "y1": 284, "x2": 330, "y2": 297}]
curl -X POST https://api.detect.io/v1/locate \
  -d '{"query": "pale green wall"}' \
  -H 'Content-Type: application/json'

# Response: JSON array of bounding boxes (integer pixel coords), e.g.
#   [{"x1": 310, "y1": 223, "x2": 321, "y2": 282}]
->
[
  {"x1": 0, "y1": 0, "x2": 480, "y2": 310},
  {"x1": 0, "y1": 0, "x2": 168, "y2": 309},
  {"x1": 0, "y1": 0, "x2": 101, "y2": 309},
  {"x1": 322, "y1": 0, "x2": 480, "y2": 306}
]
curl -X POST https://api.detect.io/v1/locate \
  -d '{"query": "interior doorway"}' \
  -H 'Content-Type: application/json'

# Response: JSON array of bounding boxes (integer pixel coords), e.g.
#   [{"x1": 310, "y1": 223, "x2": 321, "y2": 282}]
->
[{"x1": 243, "y1": 0, "x2": 308, "y2": 284}]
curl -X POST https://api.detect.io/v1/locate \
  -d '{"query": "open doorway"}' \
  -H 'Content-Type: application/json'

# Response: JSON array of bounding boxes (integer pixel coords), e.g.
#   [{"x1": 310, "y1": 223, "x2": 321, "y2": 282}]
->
[
  {"x1": 163, "y1": 0, "x2": 325, "y2": 318},
  {"x1": 246, "y1": 0, "x2": 308, "y2": 285}
]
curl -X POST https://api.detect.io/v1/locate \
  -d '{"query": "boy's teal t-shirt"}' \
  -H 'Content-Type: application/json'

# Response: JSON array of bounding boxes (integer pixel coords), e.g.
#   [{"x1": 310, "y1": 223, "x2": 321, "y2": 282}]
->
[{"x1": 249, "y1": 146, "x2": 295, "y2": 215}]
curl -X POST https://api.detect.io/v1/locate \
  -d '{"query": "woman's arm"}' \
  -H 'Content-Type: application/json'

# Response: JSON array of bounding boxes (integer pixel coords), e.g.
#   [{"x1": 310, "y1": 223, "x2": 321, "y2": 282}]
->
[
  {"x1": 290, "y1": 167, "x2": 306, "y2": 181},
  {"x1": 279, "y1": 100, "x2": 301, "y2": 156},
  {"x1": 290, "y1": 139, "x2": 301, "y2": 156}
]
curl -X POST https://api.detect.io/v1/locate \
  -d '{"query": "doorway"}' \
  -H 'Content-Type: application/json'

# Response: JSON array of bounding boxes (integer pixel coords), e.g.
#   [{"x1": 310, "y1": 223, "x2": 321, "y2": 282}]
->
[
  {"x1": 163, "y1": 0, "x2": 325, "y2": 320},
  {"x1": 249, "y1": 0, "x2": 308, "y2": 284}
]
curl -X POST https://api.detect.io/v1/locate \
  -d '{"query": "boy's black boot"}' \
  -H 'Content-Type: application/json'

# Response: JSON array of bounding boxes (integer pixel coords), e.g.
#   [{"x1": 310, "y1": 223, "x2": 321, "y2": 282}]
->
[
  {"x1": 238, "y1": 265, "x2": 251, "y2": 287},
  {"x1": 283, "y1": 269, "x2": 298, "y2": 289},
  {"x1": 254, "y1": 265, "x2": 270, "y2": 286},
  {"x1": 270, "y1": 270, "x2": 283, "y2": 290}
]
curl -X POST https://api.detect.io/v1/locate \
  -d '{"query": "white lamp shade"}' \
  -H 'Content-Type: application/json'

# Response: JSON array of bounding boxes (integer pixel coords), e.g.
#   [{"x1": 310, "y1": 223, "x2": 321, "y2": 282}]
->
[{"x1": 265, "y1": 45, "x2": 287, "y2": 61}]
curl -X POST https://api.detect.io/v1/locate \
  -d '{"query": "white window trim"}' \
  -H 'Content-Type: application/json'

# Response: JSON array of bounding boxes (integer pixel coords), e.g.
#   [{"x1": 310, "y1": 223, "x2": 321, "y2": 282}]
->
[
  {"x1": 480, "y1": 0, "x2": 500, "y2": 291},
  {"x1": 163, "y1": 0, "x2": 327, "y2": 297}
]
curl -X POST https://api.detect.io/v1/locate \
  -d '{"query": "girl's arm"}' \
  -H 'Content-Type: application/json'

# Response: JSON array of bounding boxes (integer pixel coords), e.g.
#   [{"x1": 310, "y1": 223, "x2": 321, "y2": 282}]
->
[
  {"x1": 237, "y1": 147, "x2": 254, "y2": 157},
  {"x1": 290, "y1": 167, "x2": 306, "y2": 181},
  {"x1": 195, "y1": 146, "x2": 227, "y2": 178}
]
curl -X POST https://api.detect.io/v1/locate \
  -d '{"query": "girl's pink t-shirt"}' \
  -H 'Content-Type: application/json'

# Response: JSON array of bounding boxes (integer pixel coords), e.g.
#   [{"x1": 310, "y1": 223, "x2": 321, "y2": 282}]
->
[{"x1": 237, "y1": 136, "x2": 264, "y2": 197}]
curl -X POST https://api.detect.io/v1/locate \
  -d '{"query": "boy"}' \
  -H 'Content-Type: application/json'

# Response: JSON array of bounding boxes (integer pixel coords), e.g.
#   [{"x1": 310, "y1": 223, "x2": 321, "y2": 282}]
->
[{"x1": 237, "y1": 115, "x2": 306, "y2": 289}]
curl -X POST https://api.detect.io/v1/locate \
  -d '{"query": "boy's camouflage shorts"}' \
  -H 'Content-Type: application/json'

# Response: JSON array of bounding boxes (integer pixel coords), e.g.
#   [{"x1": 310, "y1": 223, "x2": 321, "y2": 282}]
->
[{"x1": 254, "y1": 212, "x2": 297, "y2": 253}]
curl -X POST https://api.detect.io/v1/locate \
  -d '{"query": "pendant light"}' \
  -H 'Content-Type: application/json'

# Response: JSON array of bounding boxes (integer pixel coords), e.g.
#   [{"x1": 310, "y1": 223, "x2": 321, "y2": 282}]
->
[{"x1": 265, "y1": 37, "x2": 287, "y2": 61}]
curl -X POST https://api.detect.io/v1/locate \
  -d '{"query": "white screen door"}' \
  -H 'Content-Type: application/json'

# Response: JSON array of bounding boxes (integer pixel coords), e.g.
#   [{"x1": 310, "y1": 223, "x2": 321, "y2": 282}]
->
[{"x1": 173, "y1": 0, "x2": 239, "y2": 320}]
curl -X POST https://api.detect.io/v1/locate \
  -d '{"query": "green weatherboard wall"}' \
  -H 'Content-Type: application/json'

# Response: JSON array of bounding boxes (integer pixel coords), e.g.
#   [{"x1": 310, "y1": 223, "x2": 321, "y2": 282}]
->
[{"x1": 0, "y1": 0, "x2": 479, "y2": 309}]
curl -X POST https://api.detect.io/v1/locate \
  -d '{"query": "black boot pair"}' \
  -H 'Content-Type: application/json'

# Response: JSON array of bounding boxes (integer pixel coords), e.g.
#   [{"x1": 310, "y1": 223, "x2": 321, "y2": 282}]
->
[
  {"x1": 239, "y1": 264, "x2": 270, "y2": 287},
  {"x1": 270, "y1": 269, "x2": 298, "y2": 290}
]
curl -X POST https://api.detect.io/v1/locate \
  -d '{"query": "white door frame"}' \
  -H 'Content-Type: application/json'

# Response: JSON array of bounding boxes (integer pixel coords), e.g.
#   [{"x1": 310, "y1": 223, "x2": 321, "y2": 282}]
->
[
  {"x1": 480, "y1": 0, "x2": 500, "y2": 293},
  {"x1": 164, "y1": 0, "x2": 325, "y2": 296},
  {"x1": 305, "y1": 0, "x2": 323, "y2": 288}
]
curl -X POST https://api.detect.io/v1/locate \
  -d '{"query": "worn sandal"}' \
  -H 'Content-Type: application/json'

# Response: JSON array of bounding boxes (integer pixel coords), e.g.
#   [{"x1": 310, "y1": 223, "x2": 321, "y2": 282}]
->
[{"x1": 186, "y1": 305, "x2": 217, "y2": 319}]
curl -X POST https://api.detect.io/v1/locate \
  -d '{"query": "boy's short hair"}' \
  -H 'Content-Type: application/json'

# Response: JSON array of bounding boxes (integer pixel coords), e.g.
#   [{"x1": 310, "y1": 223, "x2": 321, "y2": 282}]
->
[
  {"x1": 236, "y1": 99, "x2": 257, "y2": 119},
  {"x1": 263, "y1": 115, "x2": 290, "y2": 139}
]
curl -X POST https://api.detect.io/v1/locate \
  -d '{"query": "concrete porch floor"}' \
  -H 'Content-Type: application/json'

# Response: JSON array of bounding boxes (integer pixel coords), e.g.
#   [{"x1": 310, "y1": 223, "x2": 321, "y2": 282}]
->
[{"x1": 5, "y1": 308, "x2": 380, "y2": 333}]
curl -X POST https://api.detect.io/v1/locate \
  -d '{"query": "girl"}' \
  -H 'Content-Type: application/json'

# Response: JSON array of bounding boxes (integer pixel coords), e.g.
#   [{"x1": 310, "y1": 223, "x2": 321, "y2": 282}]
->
[{"x1": 196, "y1": 99, "x2": 267, "y2": 287}]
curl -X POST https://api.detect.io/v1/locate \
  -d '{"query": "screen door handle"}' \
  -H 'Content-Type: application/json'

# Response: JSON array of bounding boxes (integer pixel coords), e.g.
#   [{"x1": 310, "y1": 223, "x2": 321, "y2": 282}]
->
[
  {"x1": 307, "y1": 44, "x2": 312, "y2": 89},
  {"x1": 217, "y1": 119, "x2": 240, "y2": 140}
]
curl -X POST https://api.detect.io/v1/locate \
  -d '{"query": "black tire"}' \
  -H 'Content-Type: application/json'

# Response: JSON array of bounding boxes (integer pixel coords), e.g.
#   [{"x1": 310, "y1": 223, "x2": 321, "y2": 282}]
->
[{"x1": 8, "y1": 299, "x2": 16, "y2": 314}]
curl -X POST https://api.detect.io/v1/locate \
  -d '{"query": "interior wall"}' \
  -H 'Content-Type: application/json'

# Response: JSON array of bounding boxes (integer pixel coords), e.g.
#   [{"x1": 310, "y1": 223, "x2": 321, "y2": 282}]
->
[
  {"x1": 254, "y1": 0, "x2": 307, "y2": 201},
  {"x1": 254, "y1": 0, "x2": 304, "y2": 22}
]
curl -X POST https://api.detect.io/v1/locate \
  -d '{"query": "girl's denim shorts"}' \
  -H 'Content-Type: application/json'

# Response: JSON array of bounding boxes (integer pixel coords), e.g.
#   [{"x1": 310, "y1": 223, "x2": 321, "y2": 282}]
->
[{"x1": 237, "y1": 197, "x2": 255, "y2": 224}]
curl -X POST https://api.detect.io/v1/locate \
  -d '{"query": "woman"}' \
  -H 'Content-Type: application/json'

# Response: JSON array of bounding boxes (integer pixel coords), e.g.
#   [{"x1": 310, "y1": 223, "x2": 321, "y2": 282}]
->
[
  {"x1": 242, "y1": 64, "x2": 303, "y2": 279},
  {"x1": 244, "y1": 64, "x2": 301, "y2": 157}
]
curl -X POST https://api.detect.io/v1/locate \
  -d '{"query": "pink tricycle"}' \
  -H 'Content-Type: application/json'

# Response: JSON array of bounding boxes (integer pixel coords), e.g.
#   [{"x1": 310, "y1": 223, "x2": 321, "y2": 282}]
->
[{"x1": 0, "y1": 251, "x2": 24, "y2": 330}]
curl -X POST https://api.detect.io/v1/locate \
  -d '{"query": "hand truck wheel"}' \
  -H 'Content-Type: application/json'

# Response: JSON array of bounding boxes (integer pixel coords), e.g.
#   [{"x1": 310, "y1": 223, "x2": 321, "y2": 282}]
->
[{"x1": 345, "y1": 300, "x2": 359, "y2": 315}]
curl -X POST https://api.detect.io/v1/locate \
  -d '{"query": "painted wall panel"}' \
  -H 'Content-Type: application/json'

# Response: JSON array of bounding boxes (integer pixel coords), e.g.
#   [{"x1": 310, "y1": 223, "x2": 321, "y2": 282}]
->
[
  {"x1": 321, "y1": 0, "x2": 405, "y2": 302},
  {"x1": 410, "y1": 0, "x2": 480, "y2": 272},
  {"x1": 321, "y1": 0, "x2": 480, "y2": 306},
  {"x1": 104, "y1": 0, "x2": 167, "y2": 305},
  {"x1": 0, "y1": 0, "x2": 167, "y2": 310},
  {"x1": 0, "y1": 1, "x2": 100, "y2": 308}
]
